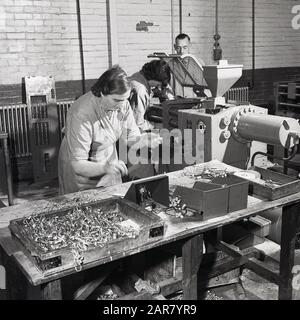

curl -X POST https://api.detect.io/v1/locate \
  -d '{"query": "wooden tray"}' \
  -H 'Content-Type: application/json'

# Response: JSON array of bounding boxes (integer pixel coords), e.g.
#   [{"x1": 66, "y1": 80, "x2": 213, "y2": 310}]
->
[
  {"x1": 248, "y1": 166, "x2": 300, "y2": 200},
  {"x1": 9, "y1": 197, "x2": 165, "y2": 276}
]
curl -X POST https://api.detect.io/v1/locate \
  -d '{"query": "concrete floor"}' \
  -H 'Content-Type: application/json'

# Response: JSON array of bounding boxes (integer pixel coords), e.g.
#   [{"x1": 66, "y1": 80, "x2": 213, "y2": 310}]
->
[{"x1": 0, "y1": 179, "x2": 299, "y2": 300}]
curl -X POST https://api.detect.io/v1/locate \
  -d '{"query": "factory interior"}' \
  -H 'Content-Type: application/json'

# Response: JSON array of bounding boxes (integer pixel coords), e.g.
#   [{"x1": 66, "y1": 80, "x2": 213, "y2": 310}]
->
[{"x1": 0, "y1": 0, "x2": 300, "y2": 302}]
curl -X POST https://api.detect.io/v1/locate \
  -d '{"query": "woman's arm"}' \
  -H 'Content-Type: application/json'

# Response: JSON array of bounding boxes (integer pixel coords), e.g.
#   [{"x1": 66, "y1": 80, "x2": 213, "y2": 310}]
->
[
  {"x1": 71, "y1": 160, "x2": 128, "y2": 179},
  {"x1": 71, "y1": 160, "x2": 108, "y2": 178}
]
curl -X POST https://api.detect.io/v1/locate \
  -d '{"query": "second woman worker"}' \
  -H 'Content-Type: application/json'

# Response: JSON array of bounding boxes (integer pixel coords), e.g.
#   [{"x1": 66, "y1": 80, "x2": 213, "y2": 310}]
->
[{"x1": 128, "y1": 59, "x2": 173, "y2": 132}]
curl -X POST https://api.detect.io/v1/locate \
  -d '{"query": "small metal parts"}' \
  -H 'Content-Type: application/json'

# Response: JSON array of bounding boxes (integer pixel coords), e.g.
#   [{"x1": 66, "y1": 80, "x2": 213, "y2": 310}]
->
[
  {"x1": 184, "y1": 166, "x2": 230, "y2": 180},
  {"x1": 263, "y1": 179, "x2": 282, "y2": 189},
  {"x1": 138, "y1": 185, "x2": 152, "y2": 203},
  {"x1": 137, "y1": 185, "x2": 191, "y2": 219},
  {"x1": 134, "y1": 278, "x2": 160, "y2": 295},
  {"x1": 21, "y1": 206, "x2": 139, "y2": 272},
  {"x1": 97, "y1": 287, "x2": 119, "y2": 300},
  {"x1": 165, "y1": 195, "x2": 192, "y2": 219}
]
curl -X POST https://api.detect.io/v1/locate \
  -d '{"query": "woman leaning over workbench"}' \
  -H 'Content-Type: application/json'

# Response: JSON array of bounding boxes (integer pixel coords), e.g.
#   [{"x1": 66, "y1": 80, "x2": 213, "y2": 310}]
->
[{"x1": 58, "y1": 65, "x2": 162, "y2": 195}]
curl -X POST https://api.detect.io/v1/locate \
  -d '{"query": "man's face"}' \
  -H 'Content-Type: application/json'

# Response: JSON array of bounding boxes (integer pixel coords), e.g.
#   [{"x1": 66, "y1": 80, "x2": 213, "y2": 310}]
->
[{"x1": 174, "y1": 37, "x2": 190, "y2": 55}]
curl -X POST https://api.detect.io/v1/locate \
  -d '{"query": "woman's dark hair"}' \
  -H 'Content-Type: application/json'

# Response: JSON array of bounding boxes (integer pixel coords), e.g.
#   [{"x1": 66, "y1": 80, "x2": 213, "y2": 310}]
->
[
  {"x1": 91, "y1": 65, "x2": 130, "y2": 97},
  {"x1": 141, "y1": 60, "x2": 171, "y2": 87}
]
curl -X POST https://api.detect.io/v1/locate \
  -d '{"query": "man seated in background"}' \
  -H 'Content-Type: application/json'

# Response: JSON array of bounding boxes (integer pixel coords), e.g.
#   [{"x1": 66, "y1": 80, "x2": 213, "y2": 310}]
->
[
  {"x1": 173, "y1": 33, "x2": 208, "y2": 98},
  {"x1": 174, "y1": 33, "x2": 205, "y2": 66},
  {"x1": 174, "y1": 33, "x2": 190, "y2": 56}
]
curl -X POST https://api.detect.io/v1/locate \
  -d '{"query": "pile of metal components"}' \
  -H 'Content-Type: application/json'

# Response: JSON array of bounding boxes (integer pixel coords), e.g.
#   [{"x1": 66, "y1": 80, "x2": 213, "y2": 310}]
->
[
  {"x1": 167, "y1": 195, "x2": 188, "y2": 218},
  {"x1": 22, "y1": 207, "x2": 138, "y2": 253},
  {"x1": 97, "y1": 287, "x2": 119, "y2": 300},
  {"x1": 21, "y1": 206, "x2": 139, "y2": 271},
  {"x1": 183, "y1": 166, "x2": 231, "y2": 180},
  {"x1": 137, "y1": 184, "x2": 192, "y2": 219}
]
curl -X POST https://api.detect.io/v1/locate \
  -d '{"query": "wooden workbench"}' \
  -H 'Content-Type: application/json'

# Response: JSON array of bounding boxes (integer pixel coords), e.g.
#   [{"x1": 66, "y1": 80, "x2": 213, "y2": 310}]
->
[
  {"x1": 0, "y1": 160, "x2": 300, "y2": 300},
  {"x1": 0, "y1": 131, "x2": 14, "y2": 206}
]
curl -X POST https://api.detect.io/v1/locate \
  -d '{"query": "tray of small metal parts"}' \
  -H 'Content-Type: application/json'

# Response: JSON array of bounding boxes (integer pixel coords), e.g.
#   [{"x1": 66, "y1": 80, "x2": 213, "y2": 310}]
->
[
  {"x1": 9, "y1": 197, "x2": 165, "y2": 276},
  {"x1": 244, "y1": 166, "x2": 300, "y2": 200}
]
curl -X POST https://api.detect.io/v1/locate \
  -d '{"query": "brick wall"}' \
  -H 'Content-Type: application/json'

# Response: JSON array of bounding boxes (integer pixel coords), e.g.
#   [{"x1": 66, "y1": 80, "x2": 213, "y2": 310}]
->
[
  {"x1": 181, "y1": 0, "x2": 300, "y2": 69},
  {"x1": 0, "y1": 0, "x2": 299, "y2": 104},
  {"x1": 0, "y1": 0, "x2": 108, "y2": 86},
  {"x1": 116, "y1": 0, "x2": 173, "y2": 76}
]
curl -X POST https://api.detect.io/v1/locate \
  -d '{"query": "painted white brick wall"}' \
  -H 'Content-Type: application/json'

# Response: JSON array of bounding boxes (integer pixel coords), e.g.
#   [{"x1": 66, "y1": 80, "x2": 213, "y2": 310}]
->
[
  {"x1": 116, "y1": 0, "x2": 174, "y2": 76},
  {"x1": 0, "y1": 0, "x2": 109, "y2": 85},
  {"x1": 0, "y1": 0, "x2": 299, "y2": 85},
  {"x1": 180, "y1": 0, "x2": 300, "y2": 69}
]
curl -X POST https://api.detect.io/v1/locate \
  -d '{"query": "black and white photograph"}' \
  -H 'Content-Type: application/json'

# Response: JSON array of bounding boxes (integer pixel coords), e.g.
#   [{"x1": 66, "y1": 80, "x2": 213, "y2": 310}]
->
[{"x1": 0, "y1": 0, "x2": 300, "y2": 305}]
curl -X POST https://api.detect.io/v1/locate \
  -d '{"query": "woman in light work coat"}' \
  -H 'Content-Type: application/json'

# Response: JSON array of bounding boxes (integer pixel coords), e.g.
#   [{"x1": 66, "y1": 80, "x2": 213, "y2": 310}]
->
[
  {"x1": 128, "y1": 59, "x2": 174, "y2": 132},
  {"x1": 58, "y1": 66, "x2": 162, "y2": 195}
]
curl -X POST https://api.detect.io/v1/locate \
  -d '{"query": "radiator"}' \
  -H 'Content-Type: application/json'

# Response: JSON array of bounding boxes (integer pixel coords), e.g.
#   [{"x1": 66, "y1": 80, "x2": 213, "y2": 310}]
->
[
  {"x1": 0, "y1": 104, "x2": 30, "y2": 158},
  {"x1": 0, "y1": 101, "x2": 74, "y2": 158},
  {"x1": 225, "y1": 86, "x2": 249, "y2": 103},
  {"x1": 0, "y1": 90, "x2": 249, "y2": 159},
  {"x1": 57, "y1": 100, "x2": 73, "y2": 141}
]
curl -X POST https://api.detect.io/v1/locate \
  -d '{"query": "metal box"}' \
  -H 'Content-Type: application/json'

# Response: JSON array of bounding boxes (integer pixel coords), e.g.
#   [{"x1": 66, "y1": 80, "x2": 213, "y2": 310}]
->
[
  {"x1": 210, "y1": 175, "x2": 249, "y2": 212},
  {"x1": 173, "y1": 182, "x2": 228, "y2": 220},
  {"x1": 9, "y1": 197, "x2": 165, "y2": 276},
  {"x1": 248, "y1": 166, "x2": 300, "y2": 200},
  {"x1": 124, "y1": 175, "x2": 170, "y2": 207}
]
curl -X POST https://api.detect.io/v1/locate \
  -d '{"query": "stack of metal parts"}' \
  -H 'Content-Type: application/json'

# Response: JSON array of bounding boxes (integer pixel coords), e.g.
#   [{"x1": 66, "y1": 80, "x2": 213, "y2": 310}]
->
[
  {"x1": 19, "y1": 205, "x2": 139, "y2": 272},
  {"x1": 9, "y1": 197, "x2": 165, "y2": 274}
]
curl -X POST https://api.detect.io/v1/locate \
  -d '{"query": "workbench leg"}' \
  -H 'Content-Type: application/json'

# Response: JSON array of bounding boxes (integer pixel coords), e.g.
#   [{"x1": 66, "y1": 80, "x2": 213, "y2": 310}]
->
[
  {"x1": 41, "y1": 280, "x2": 62, "y2": 300},
  {"x1": 182, "y1": 234, "x2": 203, "y2": 300},
  {"x1": 2, "y1": 137, "x2": 14, "y2": 206},
  {"x1": 279, "y1": 203, "x2": 300, "y2": 300}
]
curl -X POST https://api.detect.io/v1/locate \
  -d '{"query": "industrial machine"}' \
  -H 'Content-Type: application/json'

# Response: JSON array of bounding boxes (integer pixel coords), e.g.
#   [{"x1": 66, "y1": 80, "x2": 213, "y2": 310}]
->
[
  {"x1": 149, "y1": 53, "x2": 300, "y2": 170},
  {"x1": 273, "y1": 80, "x2": 300, "y2": 172}
]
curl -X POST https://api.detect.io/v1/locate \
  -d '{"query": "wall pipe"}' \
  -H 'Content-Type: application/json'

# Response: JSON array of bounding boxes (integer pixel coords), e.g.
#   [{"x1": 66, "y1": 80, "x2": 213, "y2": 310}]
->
[
  {"x1": 171, "y1": 0, "x2": 175, "y2": 53},
  {"x1": 107, "y1": 0, "x2": 119, "y2": 67},
  {"x1": 251, "y1": 0, "x2": 255, "y2": 89},
  {"x1": 179, "y1": 0, "x2": 182, "y2": 33},
  {"x1": 215, "y1": 0, "x2": 218, "y2": 36},
  {"x1": 76, "y1": 0, "x2": 86, "y2": 94}
]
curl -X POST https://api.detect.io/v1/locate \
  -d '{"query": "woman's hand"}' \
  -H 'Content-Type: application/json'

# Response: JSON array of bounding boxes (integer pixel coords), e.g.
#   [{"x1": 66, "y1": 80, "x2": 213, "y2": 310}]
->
[{"x1": 105, "y1": 160, "x2": 128, "y2": 176}]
